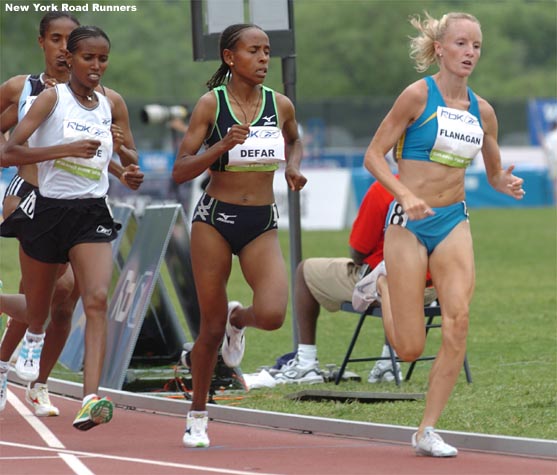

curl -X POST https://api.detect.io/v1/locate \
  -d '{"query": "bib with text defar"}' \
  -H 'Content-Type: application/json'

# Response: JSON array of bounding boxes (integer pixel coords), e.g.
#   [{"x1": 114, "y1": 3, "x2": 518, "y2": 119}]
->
[{"x1": 227, "y1": 126, "x2": 285, "y2": 167}]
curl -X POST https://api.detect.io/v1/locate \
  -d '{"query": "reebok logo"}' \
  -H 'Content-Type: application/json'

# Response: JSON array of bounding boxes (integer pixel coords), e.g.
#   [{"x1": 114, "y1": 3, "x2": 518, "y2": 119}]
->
[{"x1": 96, "y1": 225, "x2": 113, "y2": 236}]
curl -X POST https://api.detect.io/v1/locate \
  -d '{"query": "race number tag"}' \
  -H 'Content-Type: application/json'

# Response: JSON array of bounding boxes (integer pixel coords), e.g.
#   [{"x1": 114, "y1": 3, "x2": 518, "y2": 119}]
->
[
  {"x1": 228, "y1": 126, "x2": 285, "y2": 166},
  {"x1": 54, "y1": 118, "x2": 112, "y2": 181},
  {"x1": 430, "y1": 106, "x2": 483, "y2": 168}
]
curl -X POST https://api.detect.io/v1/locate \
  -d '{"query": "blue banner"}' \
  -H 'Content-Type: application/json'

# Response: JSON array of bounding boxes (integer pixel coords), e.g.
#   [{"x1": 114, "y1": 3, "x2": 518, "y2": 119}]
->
[{"x1": 528, "y1": 98, "x2": 557, "y2": 146}]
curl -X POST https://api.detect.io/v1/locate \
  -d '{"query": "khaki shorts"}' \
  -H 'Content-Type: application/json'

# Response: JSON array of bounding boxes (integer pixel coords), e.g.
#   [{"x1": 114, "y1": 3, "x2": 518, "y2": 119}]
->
[
  {"x1": 302, "y1": 257, "x2": 438, "y2": 312},
  {"x1": 303, "y1": 257, "x2": 361, "y2": 312}
]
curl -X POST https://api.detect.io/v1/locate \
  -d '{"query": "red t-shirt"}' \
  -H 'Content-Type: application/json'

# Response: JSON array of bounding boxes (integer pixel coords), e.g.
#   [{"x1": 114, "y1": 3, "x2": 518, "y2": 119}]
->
[{"x1": 349, "y1": 179, "x2": 394, "y2": 270}]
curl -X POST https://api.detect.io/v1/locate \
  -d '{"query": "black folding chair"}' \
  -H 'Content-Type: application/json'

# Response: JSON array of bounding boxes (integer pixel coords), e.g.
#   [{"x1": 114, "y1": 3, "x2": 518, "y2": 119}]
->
[{"x1": 334, "y1": 301, "x2": 473, "y2": 386}]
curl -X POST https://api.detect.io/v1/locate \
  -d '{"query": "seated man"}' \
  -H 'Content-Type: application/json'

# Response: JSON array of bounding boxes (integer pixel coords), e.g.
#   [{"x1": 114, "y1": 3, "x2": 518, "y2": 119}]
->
[{"x1": 274, "y1": 177, "x2": 436, "y2": 384}]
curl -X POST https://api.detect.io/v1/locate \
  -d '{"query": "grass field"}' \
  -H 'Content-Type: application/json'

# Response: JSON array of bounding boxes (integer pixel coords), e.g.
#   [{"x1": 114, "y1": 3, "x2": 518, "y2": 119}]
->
[{"x1": 1, "y1": 206, "x2": 556, "y2": 440}]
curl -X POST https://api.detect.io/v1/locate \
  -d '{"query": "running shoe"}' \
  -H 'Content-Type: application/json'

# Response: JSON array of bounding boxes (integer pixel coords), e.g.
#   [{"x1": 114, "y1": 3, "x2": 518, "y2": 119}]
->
[
  {"x1": 221, "y1": 301, "x2": 245, "y2": 368},
  {"x1": 0, "y1": 370, "x2": 8, "y2": 411},
  {"x1": 73, "y1": 396, "x2": 113, "y2": 431},
  {"x1": 15, "y1": 333, "x2": 44, "y2": 382},
  {"x1": 412, "y1": 426, "x2": 458, "y2": 457},
  {"x1": 183, "y1": 412, "x2": 210, "y2": 448},
  {"x1": 367, "y1": 360, "x2": 402, "y2": 383},
  {"x1": 273, "y1": 356, "x2": 324, "y2": 384},
  {"x1": 25, "y1": 383, "x2": 60, "y2": 417}
]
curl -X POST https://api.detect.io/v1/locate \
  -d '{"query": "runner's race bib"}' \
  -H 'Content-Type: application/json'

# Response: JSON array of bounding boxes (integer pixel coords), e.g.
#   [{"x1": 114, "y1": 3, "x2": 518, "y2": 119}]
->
[
  {"x1": 430, "y1": 106, "x2": 483, "y2": 168},
  {"x1": 54, "y1": 118, "x2": 112, "y2": 181},
  {"x1": 228, "y1": 126, "x2": 285, "y2": 166}
]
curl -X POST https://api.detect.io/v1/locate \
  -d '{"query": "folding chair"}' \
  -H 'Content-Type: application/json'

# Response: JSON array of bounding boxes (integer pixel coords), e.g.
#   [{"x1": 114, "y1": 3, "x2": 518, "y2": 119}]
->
[{"x1": 334, "y1": 301, "x2": 473, "y2": 386}]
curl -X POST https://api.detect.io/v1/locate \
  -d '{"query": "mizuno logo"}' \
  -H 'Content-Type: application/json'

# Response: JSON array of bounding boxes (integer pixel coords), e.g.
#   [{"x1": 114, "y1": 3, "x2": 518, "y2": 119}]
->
[
  {"x1": 216, "y1": 213, "x2": 237, "y2": 224},
  {"x1": 262, "y1": 114, "x2": 276, "y2": 125}
]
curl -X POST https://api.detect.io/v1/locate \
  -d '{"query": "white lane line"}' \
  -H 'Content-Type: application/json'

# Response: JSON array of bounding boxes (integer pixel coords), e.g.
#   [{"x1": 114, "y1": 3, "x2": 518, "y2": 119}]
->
[
  {"x1": 7, "y1": 388, "x2": 95, "y2": 475},
  {"x1": 7, "y1": 390, "x2": 65, "y2": 448},
  {"x1": 0, "y1": 440, "x2": 282, "y2": 475}
]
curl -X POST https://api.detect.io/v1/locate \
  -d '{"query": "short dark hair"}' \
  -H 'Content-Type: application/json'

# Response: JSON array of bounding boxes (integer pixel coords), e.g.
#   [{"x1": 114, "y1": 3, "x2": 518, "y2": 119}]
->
[{"x1": 39, "y1": 12, "x2": 80, "y2": 37}]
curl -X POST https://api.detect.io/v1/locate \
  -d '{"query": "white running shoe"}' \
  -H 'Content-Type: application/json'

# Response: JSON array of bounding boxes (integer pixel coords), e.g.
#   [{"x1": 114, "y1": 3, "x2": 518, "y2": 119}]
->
[
  {"x1": 183, "y1": 412, "x2": 210, "y2": 448},
  {"x1": 221, "y1": 301, "x2": 245, "y2": 368},
  {"x1": 0, "y1": 370, "x2": 8, "y2": 411},
  {"x1": 274, "y1": 357, "x2": 324, "y2": 384},
  {"x1": 367, "y1": 360, "x2": 402, "y2": 383},
  {"x1": 412, "y1": 426, "x2": 458, "y2": 457},
  {"x1": 25, "y1": 383, "x2": 60, "y2": 417},
  {"x1": 15, "y1": 333, "x2": 44, "y2": 382}
]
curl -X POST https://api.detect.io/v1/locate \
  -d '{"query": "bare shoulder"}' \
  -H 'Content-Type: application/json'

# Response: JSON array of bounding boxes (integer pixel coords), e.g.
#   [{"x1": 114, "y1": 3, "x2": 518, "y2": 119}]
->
[
  {"x1": 0, "y1": 75, "x2": 28, "y2": 105},
  {"x1": 191, "y1": 90, "x2": 218, "y2": 122},
  {"x1": 390, "y1": 79, "x2": 427, "y2": 123},
  {"x1": 475, "y1": 93, "x2": 498, "y2": 134},
  {"x1": 273, "y1": 90, "x2": 294, "y2": 109},
  {"x1": 399, "y1": 79, "x2": 428, "y2": 104},
  {"x1": 273, "y1": 90, "x2": 295, "y2": 122},
  {"x1": 197, "y1": 90, "x2": 218, "y2": 108},
  {"x1": 100, "y1": 85, "x2": 124, "y2": 107},
  {"x1": 475, "y1": 93, "x2": 496, "y2": 119}
]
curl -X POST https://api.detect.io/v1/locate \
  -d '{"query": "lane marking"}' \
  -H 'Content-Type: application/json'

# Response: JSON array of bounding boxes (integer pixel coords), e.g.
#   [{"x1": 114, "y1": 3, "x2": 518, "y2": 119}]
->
[
  {"x1": 7, "y1": 389, "x2": 95, "y2": 475},
  {"x1": 0, "y1": 440, "x2": 281, "y2": 475}
]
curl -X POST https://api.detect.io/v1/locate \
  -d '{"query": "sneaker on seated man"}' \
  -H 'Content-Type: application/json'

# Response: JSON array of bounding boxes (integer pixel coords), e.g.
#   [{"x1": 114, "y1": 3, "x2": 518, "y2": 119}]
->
[
  {"x1": 273, "y1": 352, "x2": 324, "y2": 384},
  {"x1": 287, "y1": 178, "x2": 436, "y2": 386},
  {"x1": 367, "y1": 352, "x2": 403, "y2": 384}
]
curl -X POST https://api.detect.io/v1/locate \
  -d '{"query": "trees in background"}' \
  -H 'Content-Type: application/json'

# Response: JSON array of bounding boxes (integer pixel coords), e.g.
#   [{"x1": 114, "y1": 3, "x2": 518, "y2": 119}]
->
[{"x1": 1, "y1": 0, "x2": 555, "y2": 103}]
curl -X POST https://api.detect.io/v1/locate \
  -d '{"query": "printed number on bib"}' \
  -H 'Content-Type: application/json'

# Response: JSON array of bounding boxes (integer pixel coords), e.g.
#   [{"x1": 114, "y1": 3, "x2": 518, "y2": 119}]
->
[
  {"x1": 19, "y1": 190, "x2": 37, "y2": 219},
  {"x1": 389, "y1": 202, "x2": 408, "y2": 226}
]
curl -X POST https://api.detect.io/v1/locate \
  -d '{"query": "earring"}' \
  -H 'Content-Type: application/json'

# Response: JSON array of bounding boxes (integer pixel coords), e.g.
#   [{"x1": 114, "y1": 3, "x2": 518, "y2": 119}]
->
[{"x1": 229, "y1": 62, "x2": 234, "y2": 67}]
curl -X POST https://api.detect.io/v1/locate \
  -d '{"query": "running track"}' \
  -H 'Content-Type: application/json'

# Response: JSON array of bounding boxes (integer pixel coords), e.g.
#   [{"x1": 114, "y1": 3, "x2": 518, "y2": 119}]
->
[{"x1": 1, "y1": 383, "x2": 556, "y2": 475}]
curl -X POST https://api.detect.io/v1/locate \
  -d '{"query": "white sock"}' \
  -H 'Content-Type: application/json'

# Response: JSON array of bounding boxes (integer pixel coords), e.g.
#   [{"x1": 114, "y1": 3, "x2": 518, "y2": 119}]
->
[
  {"x1": 381, "y1": 344, "x2": 392, "y2": 358},
  {"x1": 297, "y1": 344, "x2": 317, "y2": 367},
  {"x1": 25, "y1": 330, "x2": 45, "y2": 343},
  {"x1": 0, "y1": 360, "x2": 9, "y2": 373},
  {"x1": 189, "y1": 410, "x2": 208, "y2": 418}
]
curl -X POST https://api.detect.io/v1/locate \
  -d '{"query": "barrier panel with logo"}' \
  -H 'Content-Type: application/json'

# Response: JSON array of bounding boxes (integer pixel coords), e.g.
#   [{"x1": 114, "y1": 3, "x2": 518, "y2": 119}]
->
[{"x1": 60, "y1": 204, "x2": 200, "y2": 390}]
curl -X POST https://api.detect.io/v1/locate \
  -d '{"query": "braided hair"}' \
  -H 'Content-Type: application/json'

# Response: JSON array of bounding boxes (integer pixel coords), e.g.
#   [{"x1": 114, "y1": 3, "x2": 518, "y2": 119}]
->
[
  {"x1": 39, "y1": 12, "x2": 80, "y2": 38},
  {"x1": 67, "y1": 25, "x2": 111, "y2": 54},
  {"x1": 206, "y1": 23, "x2": 263, "y2": 90}
]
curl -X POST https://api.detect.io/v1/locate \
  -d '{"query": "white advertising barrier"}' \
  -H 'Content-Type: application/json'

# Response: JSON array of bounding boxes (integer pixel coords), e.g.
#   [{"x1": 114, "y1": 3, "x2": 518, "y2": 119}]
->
[
  {"x1": 274, "y1": 168, "x2": 355, "y2": 230},
  {"x1": 187, "y1": 168, "x2": 356, "y2": 231}
]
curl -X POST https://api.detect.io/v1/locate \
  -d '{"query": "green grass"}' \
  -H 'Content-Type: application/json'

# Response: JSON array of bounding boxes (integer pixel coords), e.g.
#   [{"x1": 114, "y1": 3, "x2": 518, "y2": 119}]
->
[{"x1": 1, "y1": 207, "x2": 556, "y2": 440}]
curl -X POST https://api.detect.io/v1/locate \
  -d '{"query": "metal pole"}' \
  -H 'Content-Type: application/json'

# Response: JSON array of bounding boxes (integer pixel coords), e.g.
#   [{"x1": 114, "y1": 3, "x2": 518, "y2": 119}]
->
[
  {"x1": 190, "y1": 0, "x2": 204, "y2": 61},
  {"x1": 282, "y1": 51, "x2": 301, "y2": 350}
]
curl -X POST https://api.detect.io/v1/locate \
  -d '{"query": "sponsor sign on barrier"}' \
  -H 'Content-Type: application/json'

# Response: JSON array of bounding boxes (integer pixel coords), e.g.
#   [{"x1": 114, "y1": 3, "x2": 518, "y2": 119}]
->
[{"x1": 60, "y1": 204, "x2": 200, "y2": 390}]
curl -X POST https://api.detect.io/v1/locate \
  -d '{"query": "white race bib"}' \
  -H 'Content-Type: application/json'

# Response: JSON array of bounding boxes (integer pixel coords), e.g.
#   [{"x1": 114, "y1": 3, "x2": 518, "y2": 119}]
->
[
  {"x1": 54, "y1": 118, "x2": 112, "y2": 181},
  {"x1": 430, "y1": 106, "x2": 483, "y2": 168},
  {"x1": 228, "y1": 126, "x2": 285, "y2": 166}
]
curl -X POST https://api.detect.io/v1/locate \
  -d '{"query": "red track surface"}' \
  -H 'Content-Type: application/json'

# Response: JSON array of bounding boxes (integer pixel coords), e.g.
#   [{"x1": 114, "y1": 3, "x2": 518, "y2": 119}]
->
[{"x1": 1, "y1": 383, "x2": 555, "y2": 475}]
